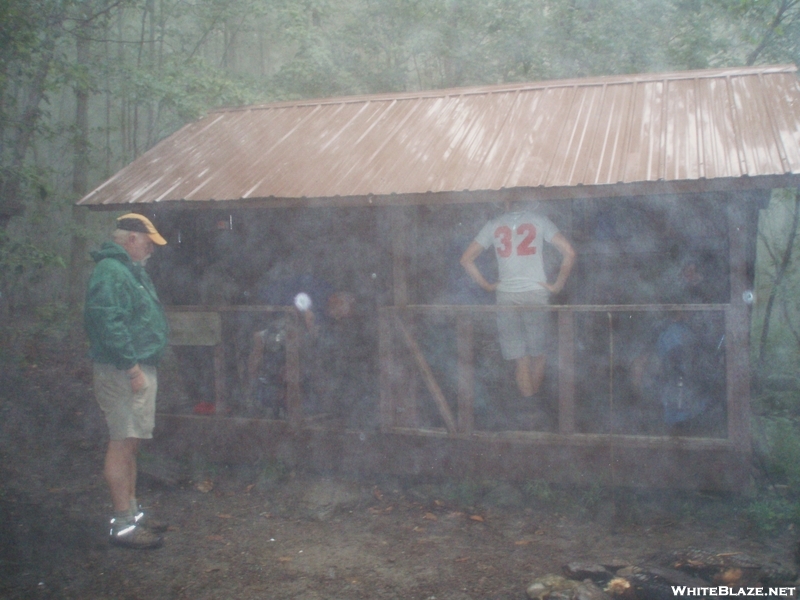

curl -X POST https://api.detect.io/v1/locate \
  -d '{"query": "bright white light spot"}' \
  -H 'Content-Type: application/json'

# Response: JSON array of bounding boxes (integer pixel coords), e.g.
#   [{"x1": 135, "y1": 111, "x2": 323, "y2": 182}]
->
[{"x1": 294, "y1": 292, "x2": 312, "y2": 311}]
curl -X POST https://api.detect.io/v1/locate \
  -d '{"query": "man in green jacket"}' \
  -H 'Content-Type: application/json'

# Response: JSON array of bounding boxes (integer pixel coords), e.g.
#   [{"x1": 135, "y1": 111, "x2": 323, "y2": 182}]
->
[{"x1": 84, "y1": 213, "x2": 169, "y2": 549}]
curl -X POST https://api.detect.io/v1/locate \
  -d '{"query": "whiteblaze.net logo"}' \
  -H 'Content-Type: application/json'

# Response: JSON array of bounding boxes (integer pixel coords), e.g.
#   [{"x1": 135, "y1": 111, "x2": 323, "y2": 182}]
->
[{"x1": 670, "y1": 586, "x2": 797, "y2": 597}]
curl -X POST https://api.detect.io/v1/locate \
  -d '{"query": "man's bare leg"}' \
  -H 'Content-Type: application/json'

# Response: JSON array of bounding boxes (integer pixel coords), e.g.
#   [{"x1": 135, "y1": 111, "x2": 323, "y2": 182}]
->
[
  {"x1": 104, "y1": 438, "x2": 139, "y2": 512},
  {"x1": 105, "y1": 437, "x2": 162, "y2": 548},
  {"x1": 515, "y1": 355, "x2": 546, "y2": 398}
]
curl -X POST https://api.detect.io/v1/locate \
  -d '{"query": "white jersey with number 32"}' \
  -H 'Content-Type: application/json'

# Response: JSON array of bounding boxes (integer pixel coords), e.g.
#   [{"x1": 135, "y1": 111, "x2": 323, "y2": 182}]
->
[{"x1": 474, "y1": 210, "x2": 559, "y2": 293}]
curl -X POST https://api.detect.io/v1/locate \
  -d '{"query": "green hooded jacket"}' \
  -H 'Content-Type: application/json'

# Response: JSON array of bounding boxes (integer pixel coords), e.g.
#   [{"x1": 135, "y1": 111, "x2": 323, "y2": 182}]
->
[{"x1": 84, "y1": 242, "x2": 169, "y2": 370}]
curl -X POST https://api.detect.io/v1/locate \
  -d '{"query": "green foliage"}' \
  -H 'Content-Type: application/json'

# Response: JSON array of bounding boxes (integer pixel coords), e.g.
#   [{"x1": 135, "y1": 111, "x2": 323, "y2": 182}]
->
[
  {"x1": 754, "y1": 416, "x2": 800, "y2": 490},
  {"x1": 29, "y1": 302, "x2": 74, "y2": 341},
  {"x1": 0, "y1": 229, "x2": 65, "y2": 300},
  {"x1": 437, "y1": 478, "x2": 486, "y2": 506},
  {"x1": 754, "y1": 388, "x2": 800, "y2": 419},
  {"x1": 1, "y1": 0, "x2": 799, "y2": 328},
  {"x1": 523, "y1": 478, "x2": 555, "y2": 503},
  {"x1": 745, "y1": 493, "x2": 800, "y2": 533},
  {"x1": 126, "y1": 58, "x2": 261, "y2": 123},
  {"x1": 578, "y1": 482, "x2": 604, "y2": 513},
  {"x1": 711, "y1": 0, "x2": 800, "y2": 64},
  {"x1": 753, "y1": 189, "x2": 800, "y2": 372},
  {"x1": 748, "y1": 411, "x2": 800, "y2": 533},
  {"x1": 256, "y1": 458, "x2": 290, "y2": 485}
]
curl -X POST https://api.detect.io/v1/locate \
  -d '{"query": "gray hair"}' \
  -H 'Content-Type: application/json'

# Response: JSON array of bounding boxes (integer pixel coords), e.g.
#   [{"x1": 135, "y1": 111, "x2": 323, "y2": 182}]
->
[
  {"x1": 112, "y1": 228, "x2": 147, "y2": 245},
  {"x1": 112, "y1": 229, "x2": 129, "y2": 244}
]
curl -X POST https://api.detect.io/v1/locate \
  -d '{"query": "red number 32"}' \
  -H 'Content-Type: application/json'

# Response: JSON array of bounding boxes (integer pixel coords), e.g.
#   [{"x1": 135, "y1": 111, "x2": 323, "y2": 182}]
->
[{"x1": 494, "y1": 224, "x2": 537, "y2": 258}]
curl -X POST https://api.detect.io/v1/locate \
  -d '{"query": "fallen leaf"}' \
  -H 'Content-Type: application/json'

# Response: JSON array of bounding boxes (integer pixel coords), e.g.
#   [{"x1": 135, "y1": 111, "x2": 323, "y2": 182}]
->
[
  {"x1": 469, "y1": 515, "x2": 484, "y2": 522},
  {"x1": 196, "y1": 480, "x2": 214, "y2": 493},
  {"x1": 413, "y1": 526, "x2": 425, "y2": 532},
  {"x1": 514, "y1": 540, "x2": 532, "y2": 546},
  {"x1": 217, "y1": 514, "x2": 233, "y2": 519},
  {"x1": 245, "y1": 484, "x2": 254, "y2": 493},
  {"x1": 204, "y1": 566, "x2": 221, "y2": 573},
  {"x1": 434, "y1": 499, "x2": 444, "y2": 507},
  {"x1": 278, "y1": 556, "x2": 293, "y2": 563},
  {"x1": 383, "y1": 506, "x2": 394, "y2": 513},
  {"x1": 447, "y1": 511, "x2": 465, "y2": 518},
  {"x1": 717, "y1": 568, "x2": 744, "y2": 585},
  {"x1": 535, "y1": 529, "x2": 545, "y2": 535},
  {"x1": 423, "y1": 512, "x2": 437, "y2": 521},
  {"x1": 455, "y1": 557, "x2": 470, "y2": 563},
  {"x1": 373, "y1": 487, "x2": 384, "y2": 501},
  {"x1": 368, "y1": 507, "x2": 382, "y2": 515}
]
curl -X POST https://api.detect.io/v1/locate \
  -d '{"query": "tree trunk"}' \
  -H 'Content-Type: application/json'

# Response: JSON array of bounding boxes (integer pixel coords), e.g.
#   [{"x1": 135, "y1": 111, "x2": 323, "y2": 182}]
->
[
  {"x1": 68, "y1": 20, "x2": 92, "y2": 312},
  {"x1": 0, "y1": 39, "x2": 55, "y2": 229},
  {"x1": 758, "y1": 193, "x2": 800, "y2": 366}
]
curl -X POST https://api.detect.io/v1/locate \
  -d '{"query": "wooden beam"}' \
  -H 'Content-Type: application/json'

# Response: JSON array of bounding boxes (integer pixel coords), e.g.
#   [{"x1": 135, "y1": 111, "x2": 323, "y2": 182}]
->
[
  {"x1": 85, "y1": 174, "x2": 800, "y2": 211},
  {"x1": 395, "y1": 315, "x2": 457, "y2": 434},
  {"x1": 390, "y1": 206, "x2": 411, "y2": 306},
  {"x1": 213, "y1": 343, "x2": 226, "y2": 411},
  {"x1": 378, "y1": 310, "x2": 395, "y2": 431},
  {"x1": 557, "y1": 310, "x2": 576, "y2": 434},
  {"x1": 285, "y1": 313, "x2": 303, "y2": 426},
  {"x1": 153, "y1": 414, "x2": 752, "y2": 492},
  {"x1": 725, "y1": 200, "x2": 752, "y2": 451},
  {"x1": 456, "y1": 314, "x2": 474, "y2": 434}
]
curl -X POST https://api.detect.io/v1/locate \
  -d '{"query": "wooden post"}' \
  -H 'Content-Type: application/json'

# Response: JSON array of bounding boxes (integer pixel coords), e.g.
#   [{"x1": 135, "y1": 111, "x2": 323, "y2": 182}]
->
[
  {"x1": 725, "y1": 201, "x2": 752, "y2": 450},
  {"x1": 213, "y1": 343, "x2": 226, "y2": 412},
  {"x1": 285, "y1": 312, "x2": 303, "y2": 426},
  {"x1": 393, "y1": 314, "x2": 420, "y2": 429},
  {"x1": 390, "y1": 206, "x2": 411, "y2": 307},
  {"x1": 558, "y1": 309, "x2": 576, "y2": 434},
  {"x1": 456, "y1": 313, "x2": 474, "y2": 434},
  {"x1": 396, "y1": 315, "x2": 457, "y2": 433},
  {"x1": 378, "y1": 309, "x2": 395, "y2": 431}
]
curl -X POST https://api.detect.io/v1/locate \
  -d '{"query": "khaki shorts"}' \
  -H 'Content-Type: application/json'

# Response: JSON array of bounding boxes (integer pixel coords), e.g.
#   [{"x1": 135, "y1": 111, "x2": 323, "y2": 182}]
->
[
  {"x1": 496, "y1": 289, "x2": 551, "y2": 360},
  {"x1": 93, "y1": 363, "x2": 157, "y2": 440}
]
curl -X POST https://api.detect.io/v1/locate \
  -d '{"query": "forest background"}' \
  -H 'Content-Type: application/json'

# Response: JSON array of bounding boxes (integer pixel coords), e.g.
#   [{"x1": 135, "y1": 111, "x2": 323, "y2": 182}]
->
[{"x1": 2, "y1": 0, "x2": 800, "y2": 528}]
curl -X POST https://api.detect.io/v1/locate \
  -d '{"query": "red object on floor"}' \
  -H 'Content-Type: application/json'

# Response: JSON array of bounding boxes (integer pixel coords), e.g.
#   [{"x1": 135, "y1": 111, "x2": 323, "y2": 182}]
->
[{"x1": 193, "y1": 402, "x2": 216, "y2": 415}]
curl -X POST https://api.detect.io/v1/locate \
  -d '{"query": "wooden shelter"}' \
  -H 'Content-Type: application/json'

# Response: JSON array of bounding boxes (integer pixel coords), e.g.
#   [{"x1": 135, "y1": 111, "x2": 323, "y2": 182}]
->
[{"x1": 78, "y1": 64, "x2": 800, "y2": 491}]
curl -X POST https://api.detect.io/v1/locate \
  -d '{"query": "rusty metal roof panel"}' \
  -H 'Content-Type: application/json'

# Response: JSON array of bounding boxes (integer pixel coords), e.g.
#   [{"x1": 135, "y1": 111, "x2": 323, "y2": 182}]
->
[
  {"x1": 695, "y1": 76, "x2": 737, "y2": 180},
  {"x1": 78, "y1": 64, "x2": 800, "y2": 207},
  {"x1": 584, "y1": 83, "x2": 636, "y2": 185},
  {"x1": 763, "y1": 73, "x2": 800, "y2": 172}
]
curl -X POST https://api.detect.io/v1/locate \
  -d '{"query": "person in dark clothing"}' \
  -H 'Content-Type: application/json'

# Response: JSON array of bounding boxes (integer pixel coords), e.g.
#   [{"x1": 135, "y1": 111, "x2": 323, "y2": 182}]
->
[{"x1": 244, "y1": 267, "x2": 355, "y2": 417}]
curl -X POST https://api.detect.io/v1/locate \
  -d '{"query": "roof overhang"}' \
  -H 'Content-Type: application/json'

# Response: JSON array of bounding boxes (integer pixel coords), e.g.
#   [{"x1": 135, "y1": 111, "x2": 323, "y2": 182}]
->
[{"x1": 79, "y1": 64, "x2": 800, "y2": 210}]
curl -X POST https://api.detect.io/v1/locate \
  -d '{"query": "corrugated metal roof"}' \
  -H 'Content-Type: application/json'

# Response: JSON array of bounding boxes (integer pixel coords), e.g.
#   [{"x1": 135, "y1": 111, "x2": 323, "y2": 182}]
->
[{"x1": 78, "y1": 64, "x2": 800, "y2": 208}]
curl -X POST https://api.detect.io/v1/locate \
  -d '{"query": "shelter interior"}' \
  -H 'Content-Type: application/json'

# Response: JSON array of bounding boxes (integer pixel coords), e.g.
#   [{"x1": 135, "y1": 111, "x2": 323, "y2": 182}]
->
[{"x1": 147, "y1": 189, "x2": 760, "y2": 443}]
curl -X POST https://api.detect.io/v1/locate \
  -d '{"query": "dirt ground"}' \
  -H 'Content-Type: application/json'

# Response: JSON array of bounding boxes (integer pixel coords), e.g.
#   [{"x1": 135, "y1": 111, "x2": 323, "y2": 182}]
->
[{"x1": 1, "y1": 345, "x2": 799, "y2": 600}]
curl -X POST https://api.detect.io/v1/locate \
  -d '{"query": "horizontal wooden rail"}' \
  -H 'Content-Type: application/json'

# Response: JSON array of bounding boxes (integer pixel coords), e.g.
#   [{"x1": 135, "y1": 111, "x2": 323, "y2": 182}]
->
[
  {"x1": 378, "y1": 303, "x2": 744, "y2": 453},
  {"x1": 165, "y1": 306, "x2": 303, "y2": 424},
  {"x1": 391, "y1": 303, "x2": 731, "y2": 313}
]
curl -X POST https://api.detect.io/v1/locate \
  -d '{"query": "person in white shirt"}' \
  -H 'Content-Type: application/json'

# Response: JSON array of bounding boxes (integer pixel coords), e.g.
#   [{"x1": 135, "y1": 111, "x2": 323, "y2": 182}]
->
[{"x1": 460, "y1": 197, "x2": 575, "y2": 401}]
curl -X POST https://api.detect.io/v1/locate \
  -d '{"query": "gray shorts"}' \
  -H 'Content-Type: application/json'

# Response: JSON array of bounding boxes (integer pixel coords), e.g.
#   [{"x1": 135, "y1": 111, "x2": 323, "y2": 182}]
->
[
  {"x1": 93, "y1": 363, "x2": 157, "y2": 440},
  {"x1": 496, "y1": 289, "x2": 551, "y2": 360}
]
